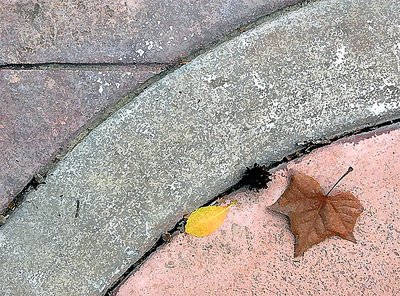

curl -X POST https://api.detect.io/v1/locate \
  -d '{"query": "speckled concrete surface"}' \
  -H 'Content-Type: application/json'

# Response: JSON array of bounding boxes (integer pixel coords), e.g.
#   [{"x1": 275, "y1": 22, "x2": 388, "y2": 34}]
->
[
  {"x1": 0, "y1": 0, "x2": 300, "y2": 64},
  {"x1": 117, "y1": 125, "x2": 400, "y2": 296},
  {"x1": 0, "y1": 0, "x2": 399, "y2": 295},
  {"x1": 0, "y1": 66, "x2": 163, "y2": 213}
]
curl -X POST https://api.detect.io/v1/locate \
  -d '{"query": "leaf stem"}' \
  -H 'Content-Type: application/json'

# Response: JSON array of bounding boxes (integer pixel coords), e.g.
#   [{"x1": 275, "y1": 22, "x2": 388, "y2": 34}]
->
[
  {"x1": 227, "y1": 200, "x2": 238, "y2": 208},
  {"x1": 326, "y1": 166, "x2": 353, "y2": 196}
]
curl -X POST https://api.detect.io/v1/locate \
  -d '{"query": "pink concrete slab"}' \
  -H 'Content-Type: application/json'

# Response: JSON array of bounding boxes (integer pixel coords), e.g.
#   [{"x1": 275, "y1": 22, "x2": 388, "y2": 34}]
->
[
  {"x1": 0, "y1": 66, "x2": 163, "y2": 213},
  {"x1": 117, "y1": 126, "x2": 400, "y2": 296}
]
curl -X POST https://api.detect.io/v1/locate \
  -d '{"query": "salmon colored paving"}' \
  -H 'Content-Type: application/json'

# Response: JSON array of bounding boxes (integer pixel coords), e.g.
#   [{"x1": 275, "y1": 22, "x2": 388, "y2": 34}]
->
[{"x1": 118, "y1": 126, "x2": 400, "y2": 296}]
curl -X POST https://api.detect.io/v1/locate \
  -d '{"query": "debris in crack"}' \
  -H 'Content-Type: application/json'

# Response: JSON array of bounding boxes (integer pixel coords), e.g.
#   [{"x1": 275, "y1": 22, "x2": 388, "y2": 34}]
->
[
  {"x1": 296, "y1": 139, "x2": 332, "y2": 154},
  {"x1": 75, "y1": 200, "x2": 80, "y2": 218},
  {"x1": 6, "y1": 200, "x2": 16, "y2": 211},
  {"x1": 161, "y1": 232, "x2": 172, "y2": 242},
  {"x1": 239, "y1": 163, "x2": 272, "y2": 191},
  {"x1": 104, "y1": 226, "x2": 183, "y2": 295},
  {"x1": 32, "y1": 173, "x2": 46, "y2": 189},
  {"x1": 0, "y1": 173, "x2": 48, "y2": 226},
  {"x1": 0, "y1": 215, "x2": 6, "y2": 225},
  {"x1": 176, "y1": 219, "x2": 187, "y2": 233}
]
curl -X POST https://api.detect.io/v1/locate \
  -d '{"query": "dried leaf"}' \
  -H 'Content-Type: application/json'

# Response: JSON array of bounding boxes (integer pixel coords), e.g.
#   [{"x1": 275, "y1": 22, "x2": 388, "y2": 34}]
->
[
  {"x1": 269, "y1": 173, "x2": 363, "y2": 257},
  {"x1": 185, "y1": 201, "x2": 237, "y2": 237}
]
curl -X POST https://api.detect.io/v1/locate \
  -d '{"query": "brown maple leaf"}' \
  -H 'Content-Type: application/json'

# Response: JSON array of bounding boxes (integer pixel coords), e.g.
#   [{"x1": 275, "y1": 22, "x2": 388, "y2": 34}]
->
[{"x1": 269, "y1": 172, "x2": 363, "y2": 257}]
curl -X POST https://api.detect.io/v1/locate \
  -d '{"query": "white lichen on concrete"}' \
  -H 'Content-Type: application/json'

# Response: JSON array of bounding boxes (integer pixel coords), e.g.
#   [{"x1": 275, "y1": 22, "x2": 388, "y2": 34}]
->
[
  {"x1": 332, "y1": 44, "x2": 346, "y2": 67},
  {"x1": 136, "y1": 49, "x2": 145, "y2": 56},
  {"x1": 369, "y1": 101, "x2": 400, "y2": 116},
  {"x1": 251, "y1": 72, "x2": 266, "y2": 90}
]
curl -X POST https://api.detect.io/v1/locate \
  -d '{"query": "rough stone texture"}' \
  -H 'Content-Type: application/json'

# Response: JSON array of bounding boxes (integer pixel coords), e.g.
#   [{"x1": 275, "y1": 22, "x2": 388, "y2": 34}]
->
[
  {"x1": 117, "y1": 125, "x2": 400, "y2": 296},
  {"x1": 1, "y1": 0, "x2": 400, "y2": 295},
  {"x1": 0, "y1": 66, "x2": 163, "y2": 212},
  {"x1": 0, "y1": 0, "x2": 300, "y2": 64}
]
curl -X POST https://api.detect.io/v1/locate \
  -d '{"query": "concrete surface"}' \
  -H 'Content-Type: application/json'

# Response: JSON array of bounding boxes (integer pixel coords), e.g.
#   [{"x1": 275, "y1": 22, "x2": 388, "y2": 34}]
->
[
  {"x1": 0, "y1": 0, "x2": 300, "y2": 64},
  {"x1": 0, "y1": 65, "x2": 163, "y2": 213},
  {"x1": 117, "y1": 125, "x2": 400, "y2": 296},
  {"x1": 0, "y1": 0, "x2": 400, "y2": 295}
]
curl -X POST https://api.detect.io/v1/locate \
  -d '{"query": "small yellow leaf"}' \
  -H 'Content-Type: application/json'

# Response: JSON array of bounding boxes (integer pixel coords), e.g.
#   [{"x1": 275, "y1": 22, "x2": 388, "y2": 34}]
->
[{"x1": 185, "y1": 201, "x2": 237, "y2": 237}]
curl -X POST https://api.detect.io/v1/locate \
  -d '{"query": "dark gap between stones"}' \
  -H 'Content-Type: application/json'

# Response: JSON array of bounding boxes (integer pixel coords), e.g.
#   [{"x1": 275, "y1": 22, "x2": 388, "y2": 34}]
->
[{"x1": 0, "y1": 62, "x2": 168, "y2": 71}]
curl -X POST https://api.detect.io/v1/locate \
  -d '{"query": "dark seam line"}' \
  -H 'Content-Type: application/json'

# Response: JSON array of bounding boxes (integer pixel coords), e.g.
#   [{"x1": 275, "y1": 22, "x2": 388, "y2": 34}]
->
[{"x1": 0, "y1": 62, "x2": 169, "y2": 71}]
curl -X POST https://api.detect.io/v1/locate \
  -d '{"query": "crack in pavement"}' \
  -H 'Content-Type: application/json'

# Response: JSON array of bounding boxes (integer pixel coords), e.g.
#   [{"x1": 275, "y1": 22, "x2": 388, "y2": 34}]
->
[{"x1": 0, "y1": 62, "x2": 170, "y2": 71}]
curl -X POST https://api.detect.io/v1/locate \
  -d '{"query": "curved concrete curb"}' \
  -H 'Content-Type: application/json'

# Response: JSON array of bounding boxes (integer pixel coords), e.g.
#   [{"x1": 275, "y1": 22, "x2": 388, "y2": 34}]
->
[{"x1": 1, "y1": 0, "x2": 399, "y2": 295}]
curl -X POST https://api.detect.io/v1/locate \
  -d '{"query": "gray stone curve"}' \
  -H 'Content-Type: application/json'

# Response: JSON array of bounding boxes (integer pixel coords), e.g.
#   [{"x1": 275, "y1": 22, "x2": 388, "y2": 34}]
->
[{"x1": 1, "y1": 0, "x2": 400, "y2": 295}]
